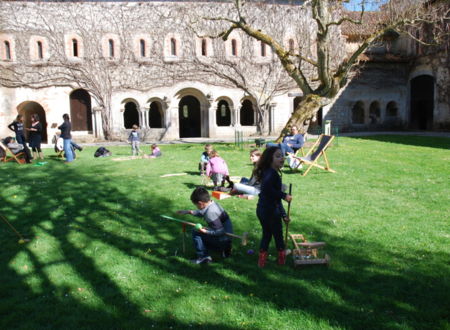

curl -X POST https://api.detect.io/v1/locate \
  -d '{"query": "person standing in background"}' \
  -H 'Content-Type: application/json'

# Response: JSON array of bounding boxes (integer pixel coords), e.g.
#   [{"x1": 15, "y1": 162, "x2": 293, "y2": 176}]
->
[
  {"x1": 58, "y1": 113, "x2": 74, "y2": 163},
  {"x1": 26, "y1": 114, "x2": 44, "y2": 160}
]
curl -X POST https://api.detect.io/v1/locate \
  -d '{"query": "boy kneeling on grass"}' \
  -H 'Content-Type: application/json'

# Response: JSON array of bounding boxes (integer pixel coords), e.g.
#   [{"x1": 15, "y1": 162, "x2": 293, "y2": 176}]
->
[{"x1": 177, "y1": 187, "x2": 233, "y2": 264}]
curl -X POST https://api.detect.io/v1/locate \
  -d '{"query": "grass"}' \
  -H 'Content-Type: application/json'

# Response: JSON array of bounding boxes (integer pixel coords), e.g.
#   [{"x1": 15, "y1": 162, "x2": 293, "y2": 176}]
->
[{"x1": 1, "y1": 135, "x2": 449, "y2": 330}]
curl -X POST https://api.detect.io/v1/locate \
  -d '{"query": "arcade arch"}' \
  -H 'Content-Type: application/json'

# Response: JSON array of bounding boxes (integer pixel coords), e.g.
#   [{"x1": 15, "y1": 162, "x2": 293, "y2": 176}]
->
[
  {"x1": 149, "y1": 101, "x2": 164, "y2": 128},
  {"x1": 17, "y1": 101, "x2": 48, "y2": 143},
  {"x1": 240, "y1": 99, "x2": 255, "y2": 126},
  {"x1": 122, "y1": 100, "x2": 140, "y2": 129}
]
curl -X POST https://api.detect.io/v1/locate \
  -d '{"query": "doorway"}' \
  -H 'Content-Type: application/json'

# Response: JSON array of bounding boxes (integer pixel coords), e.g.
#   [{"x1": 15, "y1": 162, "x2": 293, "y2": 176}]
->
[
  {"x1": 410, "y1": 75, "x2": 434, "y2": 130},
  {"x1": 178, "y1": 96, "x2": 201, "y2": 138}
]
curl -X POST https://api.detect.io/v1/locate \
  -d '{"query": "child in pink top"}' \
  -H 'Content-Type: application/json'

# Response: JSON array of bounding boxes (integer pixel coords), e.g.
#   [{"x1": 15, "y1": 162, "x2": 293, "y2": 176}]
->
[
  {"x1": 206, "y1": 150, "x2": 229, "y2": 187},
  {"x1": 150, "y1": 144, "x2": 161, "y2": 158}
]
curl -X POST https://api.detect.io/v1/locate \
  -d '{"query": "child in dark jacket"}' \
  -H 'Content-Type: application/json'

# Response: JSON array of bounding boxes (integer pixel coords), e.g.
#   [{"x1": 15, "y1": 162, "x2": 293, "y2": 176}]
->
[
  {"x1": 254, "y1": 146, "x2": 292, "y2": 268},
  {"x1": 177, "y1": 187, "x2": 233, "y2": 264},
  {"x1": 128, "y1": 125, "x2": 141, "y2": 156}
]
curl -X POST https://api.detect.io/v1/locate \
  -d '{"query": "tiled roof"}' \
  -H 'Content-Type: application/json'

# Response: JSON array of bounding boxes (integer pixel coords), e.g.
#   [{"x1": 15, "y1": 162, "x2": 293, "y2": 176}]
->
[{"x1": 341, "y1": 10, "x2": 387, "y2": 38}]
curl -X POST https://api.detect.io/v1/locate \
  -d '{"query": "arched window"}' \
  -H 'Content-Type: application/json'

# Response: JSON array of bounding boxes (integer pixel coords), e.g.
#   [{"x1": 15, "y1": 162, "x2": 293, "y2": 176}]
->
[
  {"x1": 201, "y1": 39, "x2": 207, "y2": 56},
  {"x1": 72, "y1": 39, "x2": 78, "y2": 57},
  {"x1": 216, "y1": 100, "x2": 231, "y2": 127},
  {"x1": 288, "y1": 39, "x2": 295, "y2": 53},
  {"x1": 170, "y1": 38, "x2": 177, "y2": 56},
  {"x1": 231, "y1": 39, "x2": 237, "y2": 56},
  {"x1": 386, "y1": 101, "x2": 398, "y2": 117},
  {"x1": 37, "y1": 41, "x2": 43, "y2": 59},
  {"x1": 140, "y1": 39, "x2": 146, "y2": 57},
  {"x1": 352, "y1": 101, "x2": 365, "y2": 124},
  {"x1": 369, "y1": 101, "x2": 381, "y2": 124},
  {"x1": 240, "y1": 100, "x2": 254, "y2": 126},
  {"x1": 260, "y1": 41, "x2": 266, "y2": 57},
  {"x1": 123, "y1": 102, "x2": 139, "y2": 129},
  {"x1": 108, "y1": 39, "x2": 114, "y2": 58},
  {"x1": 4, "y1": 41, "x2": 11, "y2": 60},
  {"x1": 149, "y1": 102, "x2": 163, "y2": 128}
]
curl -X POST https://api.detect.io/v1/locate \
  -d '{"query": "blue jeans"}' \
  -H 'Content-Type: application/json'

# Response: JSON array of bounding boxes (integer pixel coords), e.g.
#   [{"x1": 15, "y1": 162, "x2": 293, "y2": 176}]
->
[
  {"x1": 192, "y1": 230, "x2": 230, "y2": 257},
  {"x1": 63, "y1": 138, "x2": 74, "y2": 162},
  {"x1": 266, "y1": 142, "x2": 294, "y2": 156}
]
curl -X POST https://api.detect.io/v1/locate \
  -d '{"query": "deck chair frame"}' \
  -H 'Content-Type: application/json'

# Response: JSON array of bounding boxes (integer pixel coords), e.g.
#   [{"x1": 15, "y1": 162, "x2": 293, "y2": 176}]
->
[
  {"x1": 0, "y1": 141, "x2": 26, "y2": 164},
  {"x1": 292, "y1": 134, "x2": 335, "y2": 176}
]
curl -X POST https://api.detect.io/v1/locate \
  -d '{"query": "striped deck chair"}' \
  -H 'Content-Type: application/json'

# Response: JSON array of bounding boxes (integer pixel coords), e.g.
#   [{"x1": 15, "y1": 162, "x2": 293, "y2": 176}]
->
[{"x1": 292, "y1": 134, "x2": 335, "y2": 176}]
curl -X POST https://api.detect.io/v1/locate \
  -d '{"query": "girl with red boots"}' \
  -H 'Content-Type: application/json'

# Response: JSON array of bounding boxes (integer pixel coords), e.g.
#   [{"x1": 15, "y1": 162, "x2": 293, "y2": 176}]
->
[{"x1": 254, "y1": 146, "x2": 292, "y2": 267}]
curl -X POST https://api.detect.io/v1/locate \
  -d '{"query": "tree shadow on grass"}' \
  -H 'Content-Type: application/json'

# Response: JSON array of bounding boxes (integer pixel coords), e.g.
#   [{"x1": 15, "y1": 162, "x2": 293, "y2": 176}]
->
[
  {"x1": 1, "y1": 159, "x2": 449, "y2": 329},
  {"x1": 0, "y1": 162, "x2": 240, "y2": 329},
  {"x1": 349, "y1": 135, "x2": 450, "y2": 150}
]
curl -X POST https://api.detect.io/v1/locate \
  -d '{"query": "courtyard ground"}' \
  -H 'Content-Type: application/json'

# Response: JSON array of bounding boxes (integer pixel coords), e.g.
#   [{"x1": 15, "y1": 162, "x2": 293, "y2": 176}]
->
[{"x1": 1, "y1": 135, "x2": 449, "y2": 329}]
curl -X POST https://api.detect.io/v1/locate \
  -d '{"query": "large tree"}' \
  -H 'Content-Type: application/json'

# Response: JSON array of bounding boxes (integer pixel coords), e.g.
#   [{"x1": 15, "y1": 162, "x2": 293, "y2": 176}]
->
[{"x1": 200, "y1": 0, "x2": 449, "y2": 140}]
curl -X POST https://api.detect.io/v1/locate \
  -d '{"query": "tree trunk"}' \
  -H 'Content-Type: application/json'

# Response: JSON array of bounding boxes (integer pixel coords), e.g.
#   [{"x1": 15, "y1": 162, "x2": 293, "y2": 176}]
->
[
  {"x1": 256, "y1": 104, "x2": 269, "y2": 136},
  {"x1": 275, "y1": 94, "x2": 330, "y2": 142}
]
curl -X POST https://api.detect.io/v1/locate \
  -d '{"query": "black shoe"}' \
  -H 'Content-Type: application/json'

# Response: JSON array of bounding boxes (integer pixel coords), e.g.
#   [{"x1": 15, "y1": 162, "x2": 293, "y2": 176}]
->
[
  {"x1": 78, "y1": 147, "x2": 83, "y2": 152},
  {"x1": 222, "y1": 247, "x2": 232, "y2": 258}
]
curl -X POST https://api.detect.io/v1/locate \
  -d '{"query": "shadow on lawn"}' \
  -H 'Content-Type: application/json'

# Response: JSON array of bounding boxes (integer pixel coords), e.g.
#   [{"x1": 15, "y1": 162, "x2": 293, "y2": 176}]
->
[
  {"x1": 0, "y1": 162, "x2": 238, "y2": 329},
  {"x1": 348, "y1": 134, "x2": 450, "y2": 150},
  {"x1": 1, "y1": 160, "x2": 449, "y2": 329}
]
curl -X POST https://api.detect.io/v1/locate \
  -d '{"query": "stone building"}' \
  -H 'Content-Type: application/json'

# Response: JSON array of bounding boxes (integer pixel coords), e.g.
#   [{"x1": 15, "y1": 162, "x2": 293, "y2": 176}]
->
[
  {"x1": 324, "y1": 9, "x2": 450, "y2": 132},
  {"x1": 0, "y1": 1, "x2": 448, "y2": 143}
]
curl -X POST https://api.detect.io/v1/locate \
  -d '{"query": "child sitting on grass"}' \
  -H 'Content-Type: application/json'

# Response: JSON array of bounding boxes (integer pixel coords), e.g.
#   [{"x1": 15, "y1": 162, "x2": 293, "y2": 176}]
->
[
  {"x1": 199, "y1": 143, "x2": 213, "y2": 175},
  {"x1": 206, "y1": 149, "x2": 230, "y2": 188},
  {"x1": 177, "y1": 187, "x2": 233, "y2": 264},
  {"x1": 229, "y1": 149, "x2": 261, "y2": 196},
  {"x1": 143, "y1": 144, "x2": 161, "y2": 159},
  {"x1": 150, "y1": 144, "x2": 161, "y2": 158}
]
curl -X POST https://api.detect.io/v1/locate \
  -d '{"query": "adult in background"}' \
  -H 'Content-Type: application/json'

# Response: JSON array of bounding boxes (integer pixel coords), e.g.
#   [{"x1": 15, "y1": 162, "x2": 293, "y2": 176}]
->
[
  {"x1": 266, "y1": 125, "x2": 305, "y2": 156},
  {"x1": 4, "y1": 136, "x2": 32, "y2": 163},
  {"x1": 26, "y1": 113, "x2": 44, "y2": 160},
  {"x1": 8, "y1": 114, "x2": 32, "y2": 160},
  {"x1": 266, "y1": 125, "x2": 305, "y2": 168},
  {"x1": 8, "y1": 114, "x2": 26, "y2": 145},
  {"x1": 58, "y1": 113, "x2": 74, "y2": 163}
]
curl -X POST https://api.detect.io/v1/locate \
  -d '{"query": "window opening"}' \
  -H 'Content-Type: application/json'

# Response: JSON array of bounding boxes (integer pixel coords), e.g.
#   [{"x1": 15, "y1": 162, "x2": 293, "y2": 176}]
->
[
  {"x1": 37, "y1": 41, "x2": 43, "y2": 59},
  {"x1": 288, "y1": 39, "x2": 295, "y2": 53},
  {"x1": 171, "y1": 38, "x2": 177, "y2": 56},
  {"x1": 231, "y1": 39, "x2": 237, "y2": 56},
  {"x1": 261, "y1": 41, "x2": 266, "y2": 57},
  {"x1": 72, "y1": 39, "x2": 78, "y2": 57},
  {"x1": 140, "y1": 39, "x2": 146, "y2": 57},
  {"x1": 201, "y1": 39, "x2": 207, "y2": 56},
  {"x1": 4, "y1": 41, "x2": 11, "y2": 60},
  {"x1": 108, "y1": 39, "x2": 114, "y2": 58}
]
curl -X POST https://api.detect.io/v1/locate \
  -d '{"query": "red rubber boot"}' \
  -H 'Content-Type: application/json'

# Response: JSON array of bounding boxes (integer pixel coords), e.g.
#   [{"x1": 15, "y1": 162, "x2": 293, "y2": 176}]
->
[
  {"x1": 277, "y1": 250, "x2": 286, "y2": 265},
  {"x1": 258, "y1": 251, "x2": 268, "y2": 268}
]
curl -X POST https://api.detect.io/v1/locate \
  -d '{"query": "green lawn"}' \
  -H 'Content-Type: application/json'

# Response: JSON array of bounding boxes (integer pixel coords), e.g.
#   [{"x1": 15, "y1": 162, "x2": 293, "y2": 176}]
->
[{"x1": 1, "y1": 135, "x2": 449, "y2": 329}]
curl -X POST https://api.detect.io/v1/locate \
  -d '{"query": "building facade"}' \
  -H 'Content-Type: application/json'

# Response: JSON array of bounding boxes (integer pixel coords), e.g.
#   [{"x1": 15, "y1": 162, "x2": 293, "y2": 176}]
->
[{"x1": 0, "y1": 1, "x2": 448, "y2": 143}]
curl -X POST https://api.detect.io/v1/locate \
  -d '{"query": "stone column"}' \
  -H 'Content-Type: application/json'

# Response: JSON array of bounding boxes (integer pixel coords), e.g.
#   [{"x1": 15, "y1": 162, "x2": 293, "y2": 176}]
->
[
  {"x1": 141, "y1": 108, "x2": 149, "y2": 129},
  {"x1": 208, "y1": 100, "x2": 218, "y2": 138},
  {"x1": 269, "y1": 102, "x2": 277, "y2": 134},
  {"x1": 92, "y1": 107, "x2": 103, "y2": 139}
]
